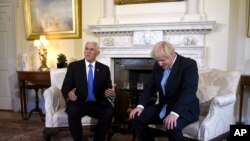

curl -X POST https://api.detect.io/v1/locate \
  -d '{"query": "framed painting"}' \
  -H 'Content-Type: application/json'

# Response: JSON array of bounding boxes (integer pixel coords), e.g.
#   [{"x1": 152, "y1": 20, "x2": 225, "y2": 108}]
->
[
  {"x1": 115, "y1": 0, "x2": 184, "y2": 5},
  {"x1": 23, "y1": 0, "x2": 81, "y2": 40}
]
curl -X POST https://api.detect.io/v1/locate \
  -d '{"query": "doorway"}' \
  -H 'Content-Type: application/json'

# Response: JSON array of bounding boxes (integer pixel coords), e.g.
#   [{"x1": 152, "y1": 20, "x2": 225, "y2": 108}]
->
[{"x1": 0, "y1": 0, "x2": 16, "y2": 110}]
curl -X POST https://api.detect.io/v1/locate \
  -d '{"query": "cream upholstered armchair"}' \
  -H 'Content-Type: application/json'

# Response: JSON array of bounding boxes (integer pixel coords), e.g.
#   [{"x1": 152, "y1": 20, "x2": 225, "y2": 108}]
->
[
  {"x1": 150, "y1": 68, "x2": 241, "y2": 141},
  {"x1": 43, "y1": 68, "x2": 98, "y2": 141},
  {"x1": 182, "y1": 68, "x2": 241, "y2": 141}
]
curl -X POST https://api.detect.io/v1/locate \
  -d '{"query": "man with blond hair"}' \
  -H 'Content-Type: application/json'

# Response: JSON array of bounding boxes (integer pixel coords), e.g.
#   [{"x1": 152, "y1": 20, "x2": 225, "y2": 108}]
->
[{"x1": 129, "y1": 41, "x2": 200, "y2": 141}]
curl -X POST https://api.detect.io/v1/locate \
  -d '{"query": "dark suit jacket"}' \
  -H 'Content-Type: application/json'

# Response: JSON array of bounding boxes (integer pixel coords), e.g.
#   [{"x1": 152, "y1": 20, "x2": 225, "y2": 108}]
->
[
  {"x1": 61, "y1": 59, "x2": 112, "y2": 104},
  {"x1": 139, "y1": 53, "x2": 200, "y2": 122}
]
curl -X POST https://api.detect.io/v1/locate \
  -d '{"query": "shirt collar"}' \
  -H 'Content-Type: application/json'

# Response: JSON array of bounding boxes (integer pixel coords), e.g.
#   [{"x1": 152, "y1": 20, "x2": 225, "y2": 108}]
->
[{"x1": 85, "y1": 60, "x2": 96, "y2": 68}]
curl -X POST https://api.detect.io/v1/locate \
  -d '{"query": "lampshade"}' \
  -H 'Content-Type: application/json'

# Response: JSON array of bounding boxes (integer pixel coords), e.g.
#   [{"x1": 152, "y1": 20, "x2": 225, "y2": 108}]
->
[
  {"x1": 34, "y1": 39, "x2": 41, "y2": 48},
  {"x1": 39, "y1": 35, "x2": 47, "y2": 43}
]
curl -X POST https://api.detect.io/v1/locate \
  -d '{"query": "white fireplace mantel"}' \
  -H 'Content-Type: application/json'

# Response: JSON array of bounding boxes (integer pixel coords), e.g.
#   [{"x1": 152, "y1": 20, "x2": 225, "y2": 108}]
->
[
  {"x1": 88, "y1": 21, "x2": 216, "y2": 68},
  {"x1": 89, "y1": 21, "x2": 215, "y2": 33}
]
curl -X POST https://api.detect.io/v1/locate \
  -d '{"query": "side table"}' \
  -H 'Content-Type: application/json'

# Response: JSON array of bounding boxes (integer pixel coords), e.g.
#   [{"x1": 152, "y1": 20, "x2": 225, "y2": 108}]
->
[
  {"x1": 238, "y1": 75, "x2": 250, "y2": 124},
  {"x1": 17, "y1": 71, "x2": 50, "y2": 121}
]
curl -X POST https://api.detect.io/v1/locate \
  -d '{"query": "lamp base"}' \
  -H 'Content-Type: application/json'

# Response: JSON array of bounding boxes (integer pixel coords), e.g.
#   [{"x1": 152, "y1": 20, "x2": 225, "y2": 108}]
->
[{"x1": 38, "y1": 66, "x2": 49, "y2": 71}]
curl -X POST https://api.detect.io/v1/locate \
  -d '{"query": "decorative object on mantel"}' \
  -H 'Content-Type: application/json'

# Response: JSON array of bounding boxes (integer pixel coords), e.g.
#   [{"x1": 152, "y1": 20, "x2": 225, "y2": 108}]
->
[
  {"x1": 57, "y1": 53, "x2": 68, "y2": 68},
  {"x1": 34, "y1": 35, "x2": 49, "y2": 71},
  {"x1": 114, "y1": 0, "x2": 183, "y2": 5}
]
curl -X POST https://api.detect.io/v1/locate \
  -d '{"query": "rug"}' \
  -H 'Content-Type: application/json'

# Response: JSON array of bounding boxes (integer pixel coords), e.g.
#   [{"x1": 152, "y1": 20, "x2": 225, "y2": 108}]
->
[
  {"x1": 0, "y1": 118, "x2": 168, "y2": 141},
  {"x1": 0, "y1": 118, "x2": 127, "y2": 141},
  {"x1": 0, "y1": 118, "x2": 44, "y2": 141},
  {"x1": 0, "y1": 118, "x2": 91, "y2": 141}
]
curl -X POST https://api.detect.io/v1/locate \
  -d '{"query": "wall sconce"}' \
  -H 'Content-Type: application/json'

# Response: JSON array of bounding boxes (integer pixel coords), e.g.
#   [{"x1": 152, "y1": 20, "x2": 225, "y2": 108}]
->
[{"x1": 34, "y1": 35, "x2": 49, "y2": 71}]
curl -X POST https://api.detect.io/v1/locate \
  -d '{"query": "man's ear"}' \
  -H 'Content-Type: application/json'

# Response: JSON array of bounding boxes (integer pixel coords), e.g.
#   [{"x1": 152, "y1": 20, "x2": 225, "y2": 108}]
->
[{"x1": 96, "y1": 51, "x2": 100, "y2": 56}]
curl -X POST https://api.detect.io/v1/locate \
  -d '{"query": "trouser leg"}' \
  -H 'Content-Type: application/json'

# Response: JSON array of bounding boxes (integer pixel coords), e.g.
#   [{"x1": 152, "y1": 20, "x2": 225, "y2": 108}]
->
[
  {"x1": 66, "y1": 103, "x2": 85, "y2": 141},
  {"x1": 166, "y1": 117, "x2": 190, "y2": 141},
  {"x1": 131, "y1": 105, "x2": 161, "y2": 141}
]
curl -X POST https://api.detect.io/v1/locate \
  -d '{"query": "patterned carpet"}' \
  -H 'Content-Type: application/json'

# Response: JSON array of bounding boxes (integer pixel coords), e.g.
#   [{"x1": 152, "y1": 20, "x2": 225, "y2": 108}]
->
[
  {"x1": 0, "y1": 118, "x2": 168, "y2": 141},
  {"x1": 0, "y1": 118, "x2": 44, "y2": 141}
]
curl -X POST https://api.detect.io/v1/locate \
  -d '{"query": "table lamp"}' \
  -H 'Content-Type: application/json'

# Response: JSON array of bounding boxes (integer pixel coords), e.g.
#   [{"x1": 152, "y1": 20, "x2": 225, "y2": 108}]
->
[{"x1": 34, "y1": 35, "x2": 49, "y2": 71}]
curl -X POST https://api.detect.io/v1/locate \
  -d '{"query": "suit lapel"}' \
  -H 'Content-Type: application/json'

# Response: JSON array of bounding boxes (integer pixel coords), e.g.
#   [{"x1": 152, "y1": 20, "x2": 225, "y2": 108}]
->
[
  {"x1": 157, "y1": 67, "x2": 165, "y2": 94},
  {"x1": 165, "y1": 54, "x2": 180, "y2": 94},
  {"x1": 93, "y1": 61, "x2": 101, "y2": 89},
  {"x1": 81, "y1": 59, "x2": 88, "y2": 88}
]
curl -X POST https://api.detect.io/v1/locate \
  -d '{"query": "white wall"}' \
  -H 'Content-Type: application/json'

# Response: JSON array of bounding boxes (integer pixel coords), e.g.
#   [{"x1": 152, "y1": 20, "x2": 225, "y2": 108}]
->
[
  {"x1": 82, "y1": 0, "x2": 101, "y2": 47},
  {"x1": 116, "y1": 2, "x2": 185, "y2": 23},
  {"x1": 204, "y1": 0, "x2": 230, "y2": 69}
]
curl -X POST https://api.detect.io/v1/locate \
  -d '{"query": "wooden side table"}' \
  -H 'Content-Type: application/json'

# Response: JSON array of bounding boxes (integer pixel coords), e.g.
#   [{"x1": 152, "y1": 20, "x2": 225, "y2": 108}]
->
[
  {"x1": 17, "y1": 71, "x2": 50, "y2": 121},
  {"x1": 238, "y1": 75, "x2": 250, "y2": 124}
]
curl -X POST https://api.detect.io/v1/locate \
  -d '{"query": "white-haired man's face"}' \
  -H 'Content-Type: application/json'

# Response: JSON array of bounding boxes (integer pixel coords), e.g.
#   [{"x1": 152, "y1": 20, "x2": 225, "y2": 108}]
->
[{"x1": 84, "y1": 42, "x2": 99, "y2": 63}]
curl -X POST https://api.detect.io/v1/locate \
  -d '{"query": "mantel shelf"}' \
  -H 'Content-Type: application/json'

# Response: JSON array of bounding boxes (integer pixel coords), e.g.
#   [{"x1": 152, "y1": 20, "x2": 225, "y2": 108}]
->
[{"x1": 88, "y1": 21, "x2": 216, "y2": 33}]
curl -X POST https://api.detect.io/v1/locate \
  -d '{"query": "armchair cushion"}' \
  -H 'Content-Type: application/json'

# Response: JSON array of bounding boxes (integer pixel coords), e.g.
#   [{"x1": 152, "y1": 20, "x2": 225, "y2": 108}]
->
[{"x1": 199, "y1": 101, "x2": 211, "y2": 116}]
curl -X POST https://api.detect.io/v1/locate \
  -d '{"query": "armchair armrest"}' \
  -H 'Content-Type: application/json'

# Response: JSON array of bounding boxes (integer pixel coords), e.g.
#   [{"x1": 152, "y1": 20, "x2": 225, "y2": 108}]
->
[
  {"x1": 213, "y1": 93, "x2": 236, "y2": 107},
  {"x1": 43, "y1": 85, "x2": 61, "y2": 127},
  {"x1": 198, "y1": 93, "x2": 236, "y2": 140}
]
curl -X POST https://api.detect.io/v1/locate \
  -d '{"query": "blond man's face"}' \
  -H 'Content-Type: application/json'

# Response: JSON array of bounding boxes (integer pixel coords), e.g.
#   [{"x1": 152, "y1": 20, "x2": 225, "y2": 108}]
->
[{"x1": 156, "y1": 53, "x2": 175, "y2": 69}]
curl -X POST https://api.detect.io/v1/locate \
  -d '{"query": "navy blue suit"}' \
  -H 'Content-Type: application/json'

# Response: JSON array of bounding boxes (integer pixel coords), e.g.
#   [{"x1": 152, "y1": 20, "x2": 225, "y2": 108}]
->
[
  {"x1": 132, "y1": 54, "x2": 200, "y2": 141},
  {"x1": 61, "y1": 59, "x2": 113, "y2": 141}
]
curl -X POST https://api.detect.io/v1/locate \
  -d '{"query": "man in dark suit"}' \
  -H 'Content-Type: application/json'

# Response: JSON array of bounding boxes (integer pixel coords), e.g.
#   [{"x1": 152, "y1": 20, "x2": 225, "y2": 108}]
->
[
  {"x1": 61, "y1": 41, "x2": 115, "y2": 141},
  {"x1": 129, "y1": 41, "x2": 200, "y2": 141}
]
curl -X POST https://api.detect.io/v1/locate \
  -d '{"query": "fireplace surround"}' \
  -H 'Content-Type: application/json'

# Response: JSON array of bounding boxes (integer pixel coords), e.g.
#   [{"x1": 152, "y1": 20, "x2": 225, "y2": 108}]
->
[{"x1": 89, "y1": 21, "x2": 216, "y2": 71}]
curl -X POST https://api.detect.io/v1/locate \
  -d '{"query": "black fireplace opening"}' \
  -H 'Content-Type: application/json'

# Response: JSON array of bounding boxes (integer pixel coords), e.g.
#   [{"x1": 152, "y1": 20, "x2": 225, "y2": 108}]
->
[
  {"x1": 113, "y1": 58, "x2": 155, "y2": 89},
  {"x1": 113, "y1": 58, "x2": 156, "y2": 128}
]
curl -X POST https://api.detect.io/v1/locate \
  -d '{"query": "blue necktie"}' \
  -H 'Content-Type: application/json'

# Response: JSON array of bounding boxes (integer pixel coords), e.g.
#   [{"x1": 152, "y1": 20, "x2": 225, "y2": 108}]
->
[
  {"x1": 159, "y1": 68, "x2": 170, "y2": 119},
  {"x1": 87, "y1": 64, "x2": 94, "y2": 101}
]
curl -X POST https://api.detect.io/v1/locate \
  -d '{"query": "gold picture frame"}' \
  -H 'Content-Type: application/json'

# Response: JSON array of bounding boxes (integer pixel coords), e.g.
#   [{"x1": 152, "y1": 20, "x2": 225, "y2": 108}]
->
[
  {"x1": 23, "y1": 0, "x2": 81, "y2": 40},
  {"x1": 115, "y1": 0, "x2": 183, "y2": 5}
]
